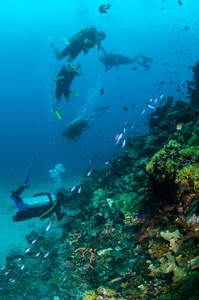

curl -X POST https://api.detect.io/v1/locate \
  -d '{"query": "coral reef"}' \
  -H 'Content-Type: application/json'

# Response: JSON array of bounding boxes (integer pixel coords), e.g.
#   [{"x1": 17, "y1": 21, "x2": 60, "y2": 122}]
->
[{"x1": 2, "y1": 61, "x2": 199, "y2": 300}]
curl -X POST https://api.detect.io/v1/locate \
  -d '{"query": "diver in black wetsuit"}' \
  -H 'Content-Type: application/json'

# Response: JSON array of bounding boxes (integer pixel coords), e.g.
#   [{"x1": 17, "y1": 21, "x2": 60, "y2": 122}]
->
[
  {"x1": 11, "y1": 162, "x2": 65, "y2": 222},
  {"x1": 49, "y1": 26, "x2": 106, "y2": 62},
  {"x1": 99, "y1": 47, "x2": 153, "y2": 72},
  {"x1": 62, "y1": 107, "x2": 109, "y2": 142},
  {"x1": 53, "y1": 63, "x2": 82, "y2": 117}
]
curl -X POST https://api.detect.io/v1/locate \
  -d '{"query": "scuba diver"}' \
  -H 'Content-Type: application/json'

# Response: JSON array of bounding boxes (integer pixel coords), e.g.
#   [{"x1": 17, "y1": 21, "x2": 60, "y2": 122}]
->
[
  {"x1": 62, "y1": 106, "x2": 109, "y2": 142},
  {"x1": 99, "y1": 47, "x2": 153, "y2": 72},
  {"x1": 53, "y1": 62, "x2": 82, "y2": 120},
  {"x1": 11, "y1": 161, "x2": 65, "y2": 222},
  {"x1": 49, "y1": 26, "x2": 106, "y2": 62}
]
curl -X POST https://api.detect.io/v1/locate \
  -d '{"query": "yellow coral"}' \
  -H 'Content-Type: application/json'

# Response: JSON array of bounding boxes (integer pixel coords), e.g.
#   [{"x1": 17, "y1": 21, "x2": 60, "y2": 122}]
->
[
  {"x1": 179, "y1": 146, "x2": 199, "y2": 159},
  {"x1": 176, "y1": 164, "x2": 199, "y2": 195},
  {"x1": 146, "y1": 140, "x2": 180, "y2": 179},
  {"x1": 82, "y1": 290, "x2": 97, "y2": 300}
]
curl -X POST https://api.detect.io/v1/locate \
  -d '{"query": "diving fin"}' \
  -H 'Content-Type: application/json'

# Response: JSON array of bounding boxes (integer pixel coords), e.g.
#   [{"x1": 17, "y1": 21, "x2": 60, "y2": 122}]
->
[
  {"x1": 95, "y1": 106, "x2": 109, "y2": 111},
  {"x1": 62, "y1": 37, "x2": 70, "y2": 46},
  {"x1": 70, "y1": 91, "x2": 80, "y2": 96},
  {"x1": 25, "y1": 160, "x2": 33, "y2": 188},
  {"x1": 136, "y1": 61, "x2": 150, "y2": 70},
  {"x1": 54, "y1": 108, "x2": 62, "y2": 120},
  {"x1": 138, "y1": 54, "x2": 153, "y2": 63}
]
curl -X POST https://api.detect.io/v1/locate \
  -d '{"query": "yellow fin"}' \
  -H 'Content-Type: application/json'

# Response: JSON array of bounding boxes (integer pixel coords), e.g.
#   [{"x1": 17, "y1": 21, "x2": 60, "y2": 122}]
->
[
  {"x1": 70, "y1": 91, "x2": 80, "y2": 96},
  {"x1": 62, "y1": 37, "x2": 70, "y2": 45},
  {"x1": 54, "y1": 108, "x2": 62, "y2": 120}
]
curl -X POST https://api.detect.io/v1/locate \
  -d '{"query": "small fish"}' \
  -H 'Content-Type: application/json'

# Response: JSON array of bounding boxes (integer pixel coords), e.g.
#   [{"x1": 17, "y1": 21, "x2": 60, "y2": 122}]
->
[
  {"x1": 154, "y1": 98, "x2": 158, "y2": 105},
  {"x1": 78, "y1": 187, "x2": 81, "y2": 194},
  {"x1": 44, "y1": 252, "x2": 50, "y2": 258},
  {"x1": 87, "y1": 170, "x2": 92, "y2": 176},
  {"x1": 189, "y1": 85, "x2": 196, "y2": 90},
  {"x1": 105, "y1": 161, "x2": 109, "y2": 165},
  {"x1": 117, "y1": 133, "x2": 123, "y2": 141},
  {"x1": 122, "y1": 107, "x2": 128, "y2": 111},
  {"x1": 159, "y1": 81, "x2": 165, "y2": 85},
  {"x1": 178, "y1": 0, "x2": 182, "y2": 5},
  {"x1": 122, "y1": 140, "x2": 126, "y2": 148},
  {"x1": 31, "y1": 239, "x2": 37, "y2": 244},
  {"x1": 176, "y1": 123, "x2": 183, "y2": 130},
  {"x1": 132, "y1": 67, "x2": 137, "y2": 71},
  {"x1": 119, "y1": 96, "x2": 123, "y2": 100},
  {"x1": 108, "y1": 276, "x2": 124, "y2": 284},
  {"x1": 153, "y1": 115, "x2": 159, "y2": 119},
  {"x1": 169, "y1": 80, "x2": 173, "y2": 85},
  {"x1": 99, "y1": 4, "x2": 111, "y2": 13},
  {"x1": 141, "y1": 109, "x2": 145, "y2": 114},
  {"x1": 159, "y1": 94, "x2": 164, "y2": 99},
  {"x1": 21, "y1": 265, "x2": 25, "y2": 270},
  {"x1": 46, "y1": 223, "x2": 51, "y2": 232},
  {"x1": 148, "y1": 104, "x2": 156, "y2": 109},
  {"x1": 35, "y1": 252, "x2": 40, "y2": 257},
  {"x1": 132, "y1": 103, "x2": 136, "y2": 107},
  {"x1": 25, "y1": 248, "x2": 30, "y2": 253},
  {"x1": 100, "y1": 88, "x2": 104, "y2": 95},
  {"x1": 71, "y1": 186, "x2": 76, "y2": 192}
]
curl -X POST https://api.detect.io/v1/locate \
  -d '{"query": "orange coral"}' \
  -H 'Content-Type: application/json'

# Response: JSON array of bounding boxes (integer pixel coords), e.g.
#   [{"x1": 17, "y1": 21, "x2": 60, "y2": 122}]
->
[{"x1": 75, "y1": 247, "x2": 97, "y2": 269}]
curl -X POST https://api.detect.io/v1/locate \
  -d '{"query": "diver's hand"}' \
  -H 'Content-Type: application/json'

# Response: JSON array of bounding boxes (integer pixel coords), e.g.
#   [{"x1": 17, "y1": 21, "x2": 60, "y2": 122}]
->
[
  {"x1": 54, "y1": 76, "x2": 64, "y2": 82},
  {"x1": 97, "y1": 42, "x2": 101, "y2": 51}
]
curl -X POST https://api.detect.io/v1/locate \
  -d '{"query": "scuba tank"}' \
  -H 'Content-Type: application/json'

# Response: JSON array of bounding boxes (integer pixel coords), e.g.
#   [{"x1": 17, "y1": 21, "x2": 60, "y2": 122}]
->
[{"x1": 22, "y1": 193, "x2": 58, "y2": 209}]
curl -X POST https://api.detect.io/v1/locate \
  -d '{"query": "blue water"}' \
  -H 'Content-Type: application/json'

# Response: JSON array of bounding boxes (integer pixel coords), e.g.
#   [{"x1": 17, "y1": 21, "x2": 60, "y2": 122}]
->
[{"x1": 0, "y1": 0, "x2": 198, "y2": 185}]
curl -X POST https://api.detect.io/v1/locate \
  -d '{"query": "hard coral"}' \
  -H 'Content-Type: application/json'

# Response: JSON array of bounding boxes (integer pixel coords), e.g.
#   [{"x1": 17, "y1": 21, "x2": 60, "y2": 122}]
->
[
  {"x1": 175, "y1": 164, "x2": 199, "y2": 196},
  {"x1": 146, "y1": 140, "x2": 180, "y2": 181},
  {"x1": 82, "y1": 290, "x2": 97, "y2": 300}
]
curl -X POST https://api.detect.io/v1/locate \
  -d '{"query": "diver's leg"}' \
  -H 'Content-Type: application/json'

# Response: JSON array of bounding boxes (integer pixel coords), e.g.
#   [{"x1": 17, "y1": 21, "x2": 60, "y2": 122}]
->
[
  {"x1": 67, "y1": 55, "x2": 75, "y2": 62},
  {"x1": 138, "y1": 54, "x2": 153, "y2": 62},
  {"x1": 48, "y1": 37, "x2": 64, "y2": 60},
  {"x1": 63, "y1": 88, "x2": 70, "y2": 102},
  {"x1": 53, "y1": 86, "x2": 62, "y2": 109},
  {"x1": 85, "y1": 111, "x2": 96, "y2": 124},
  {"x1": 87, "y1": 117, "x2": 96, "y2": 127},
  {"x1": 11, "y1": 183, "x2": 26, "y2": 198},
  {"x1": 136, "y1": 61, "x2": 150, "y2": 70},
  {"x1": 53, "y1": 98, "x2": 61, "y2": 109}
]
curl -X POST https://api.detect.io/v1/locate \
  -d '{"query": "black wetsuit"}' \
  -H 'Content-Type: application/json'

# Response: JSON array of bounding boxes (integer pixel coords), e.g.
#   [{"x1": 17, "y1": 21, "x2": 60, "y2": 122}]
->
[
  {"x1": 56, "y1": 67, "x2": 79, "y2": 99},
  {"x1": 61, "y1": 27, "x2": 99, "y2": 60},
  {"x1": 100, "y1": 53, "x2": 134, "y2": 71}
]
